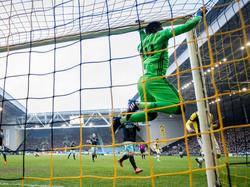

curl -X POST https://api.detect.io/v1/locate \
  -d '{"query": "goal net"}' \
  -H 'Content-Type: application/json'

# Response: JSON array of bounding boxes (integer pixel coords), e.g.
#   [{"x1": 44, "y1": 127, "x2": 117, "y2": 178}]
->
[{"x1": 0, "y1": 0, "x2": 249, "y2": 187}]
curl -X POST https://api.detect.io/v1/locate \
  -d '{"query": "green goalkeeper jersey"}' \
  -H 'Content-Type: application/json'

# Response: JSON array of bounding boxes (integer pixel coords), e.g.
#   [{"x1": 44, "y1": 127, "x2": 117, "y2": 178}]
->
[{"x1": 138, "y1": 16, "x2": 201, "y2": 77}]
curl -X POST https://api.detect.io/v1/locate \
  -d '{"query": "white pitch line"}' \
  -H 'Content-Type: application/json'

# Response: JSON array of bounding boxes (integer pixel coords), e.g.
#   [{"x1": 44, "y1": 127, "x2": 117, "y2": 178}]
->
[{"x1": 0, "y1": 182, "x2": 64, "y2": 187}]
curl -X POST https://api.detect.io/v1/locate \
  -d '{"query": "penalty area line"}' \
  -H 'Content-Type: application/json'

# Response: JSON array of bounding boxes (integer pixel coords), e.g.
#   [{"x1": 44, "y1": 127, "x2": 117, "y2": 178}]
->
[{"x1": 0, "y1": 182, "x2": 64, "y2": 187}]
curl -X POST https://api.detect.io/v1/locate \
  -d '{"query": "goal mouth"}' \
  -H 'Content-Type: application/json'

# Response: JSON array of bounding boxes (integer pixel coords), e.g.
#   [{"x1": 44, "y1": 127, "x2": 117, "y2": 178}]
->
[{"x1": 0, "y1": 0, "x2": 249, "y2": 186}]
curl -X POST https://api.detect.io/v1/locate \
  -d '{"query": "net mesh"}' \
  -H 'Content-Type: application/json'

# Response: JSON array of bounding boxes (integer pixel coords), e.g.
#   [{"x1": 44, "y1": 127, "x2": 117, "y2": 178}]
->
[
  {"x1": 0, "y1": 0, "x2": 249, "y2": 187},
  {"x1": 0, "y1": 0, "x2": 217, "y2": 49}
]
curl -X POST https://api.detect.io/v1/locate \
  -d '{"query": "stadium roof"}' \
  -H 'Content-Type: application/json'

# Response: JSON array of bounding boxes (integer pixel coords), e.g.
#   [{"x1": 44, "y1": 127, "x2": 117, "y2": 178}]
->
[
  {"x1": 0, "y1": 87, "x2": 26, "y2": 125},
  {"x1": 18, "y1": 108, "x2": 126, "y2": 129}
]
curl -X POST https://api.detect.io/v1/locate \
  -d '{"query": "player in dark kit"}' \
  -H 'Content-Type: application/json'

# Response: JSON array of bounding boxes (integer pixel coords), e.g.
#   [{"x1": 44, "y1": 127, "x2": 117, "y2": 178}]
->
[
  {"x1": 178, "y1": 144, "x2": 184, "y2": 158},
  {"x1": 34, "y1": 147, "x2": 40, "y2": 157},
  {"x1": 0, "y1": 129, "x2": 7, "y2": 164},
  {"x1": 90, "y1": 133, "x2": 98, "y2": 162},
  {"x1": 117, "y1": 122, "x2": 143, "y2": 174},
  {"x1": 67, "y1": 141, "x2": 76, "y2": 160}
]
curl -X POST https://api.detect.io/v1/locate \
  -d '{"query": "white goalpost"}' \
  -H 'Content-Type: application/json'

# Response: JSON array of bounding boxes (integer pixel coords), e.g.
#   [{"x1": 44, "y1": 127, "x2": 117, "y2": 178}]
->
[{"x1": 186, "y1": 29, "x2": 221, "y2": 187}]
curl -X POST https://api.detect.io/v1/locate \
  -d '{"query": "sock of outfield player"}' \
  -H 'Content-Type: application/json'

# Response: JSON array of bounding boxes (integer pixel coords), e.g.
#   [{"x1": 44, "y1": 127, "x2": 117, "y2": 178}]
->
[
  {"x1": 129, "y1": 155, "x2": 137, "y2": 170},
  {"x1": 92, "y1": 154, "x2": 95, "y2": 161},
  {"x1": 3, "y1": 154, "x2": 7, "y2": 162}
]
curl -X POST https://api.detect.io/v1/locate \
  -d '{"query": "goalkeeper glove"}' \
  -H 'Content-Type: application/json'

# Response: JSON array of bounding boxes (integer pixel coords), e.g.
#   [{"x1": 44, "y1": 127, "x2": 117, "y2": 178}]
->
[{"x1": 196, "y1": 7, "x2": 207, "y2": 17}]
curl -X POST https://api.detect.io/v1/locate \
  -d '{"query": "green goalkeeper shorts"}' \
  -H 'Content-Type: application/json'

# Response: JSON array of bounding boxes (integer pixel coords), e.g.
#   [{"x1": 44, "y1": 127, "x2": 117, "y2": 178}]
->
[{"x1": 137, "y1": 76, "x2": 181, "y2": 114}]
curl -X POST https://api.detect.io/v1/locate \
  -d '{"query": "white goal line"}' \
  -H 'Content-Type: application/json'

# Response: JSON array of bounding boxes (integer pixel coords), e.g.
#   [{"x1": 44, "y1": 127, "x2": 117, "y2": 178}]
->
[{"x1": 0, "y1": 182, "x2": 64, "y2": 187}]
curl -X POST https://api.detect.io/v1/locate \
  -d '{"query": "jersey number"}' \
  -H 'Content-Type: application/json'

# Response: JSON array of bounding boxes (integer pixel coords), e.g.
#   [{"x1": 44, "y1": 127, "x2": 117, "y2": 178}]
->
[{"x1": 143, "y1": 44, "x2": 155, "y2": 57}]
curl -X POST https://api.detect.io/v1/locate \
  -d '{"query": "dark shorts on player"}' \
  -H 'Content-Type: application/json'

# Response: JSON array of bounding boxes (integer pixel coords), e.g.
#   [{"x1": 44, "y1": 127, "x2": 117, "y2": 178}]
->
[{"x1": 140, "y1": 149, "x2": 145, "y2": 154}]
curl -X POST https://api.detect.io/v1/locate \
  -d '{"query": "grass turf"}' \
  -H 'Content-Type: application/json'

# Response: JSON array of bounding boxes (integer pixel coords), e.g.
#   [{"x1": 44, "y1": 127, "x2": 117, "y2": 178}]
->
[{"x1": 0, "y1": 155, "x2": 249, "y2": 187}]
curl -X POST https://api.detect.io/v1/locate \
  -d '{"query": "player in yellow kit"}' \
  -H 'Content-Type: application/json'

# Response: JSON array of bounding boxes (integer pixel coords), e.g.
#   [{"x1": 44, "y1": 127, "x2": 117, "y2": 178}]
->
[
  {"x1": 186, "y1": 112, "x2": 221, "y2": 168},
  {"x1": 153, "y1": 139, "x2": 162, "y2": 161}
]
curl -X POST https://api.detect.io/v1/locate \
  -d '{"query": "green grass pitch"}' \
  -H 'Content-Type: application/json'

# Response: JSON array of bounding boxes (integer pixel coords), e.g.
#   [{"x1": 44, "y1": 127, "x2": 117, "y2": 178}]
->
[{"x1": 0, "y1": 155, "x2": 249, "y2": 187}]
